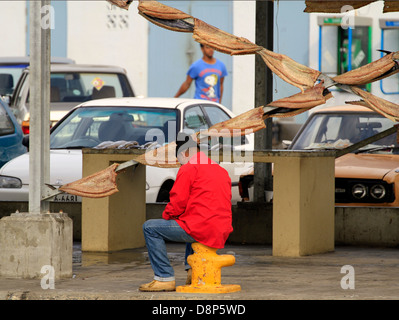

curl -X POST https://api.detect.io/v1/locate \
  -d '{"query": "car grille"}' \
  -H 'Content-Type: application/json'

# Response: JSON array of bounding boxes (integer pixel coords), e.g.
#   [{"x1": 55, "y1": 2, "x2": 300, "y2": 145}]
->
[{"x1": 335, "y1": 178, "x2": 395, "y2": 203}]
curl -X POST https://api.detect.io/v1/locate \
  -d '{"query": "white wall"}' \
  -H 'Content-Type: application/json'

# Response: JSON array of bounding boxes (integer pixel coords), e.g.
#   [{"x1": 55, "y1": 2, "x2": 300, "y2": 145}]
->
[
  {"x1": 232, "y1": 1, "x2": 256, "y2": 116},
  {"x1": 67, "y1": 1, "x2": 148, "y2": 97},
  {"x1": 0, "y1": 1, "x2": 26, "y2": 56}
]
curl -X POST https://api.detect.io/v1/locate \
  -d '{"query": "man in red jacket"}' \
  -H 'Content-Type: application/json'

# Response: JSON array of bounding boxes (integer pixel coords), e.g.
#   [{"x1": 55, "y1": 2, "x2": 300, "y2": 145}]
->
[{"x1": 139, "y1": 133, "x2": 233, "y2": 292}]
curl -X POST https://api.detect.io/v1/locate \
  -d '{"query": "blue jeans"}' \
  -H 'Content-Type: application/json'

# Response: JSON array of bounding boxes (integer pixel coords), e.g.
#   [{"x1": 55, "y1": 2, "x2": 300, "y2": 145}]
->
[{"x1": 142, "y1": 219, "x2": 195, "y2": 281}]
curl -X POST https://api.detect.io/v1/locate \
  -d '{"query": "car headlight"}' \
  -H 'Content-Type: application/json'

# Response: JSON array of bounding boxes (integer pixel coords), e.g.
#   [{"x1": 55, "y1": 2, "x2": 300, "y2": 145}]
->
[
  {"x1": 0, "y1": 176, "x2": 22, "y2": 188},
  {"x1": 370, "y1": 184, "x2": 386, "y2": 200},
  {"x1": 352, "y1": 184, "x2": 367, "y2": 199}
]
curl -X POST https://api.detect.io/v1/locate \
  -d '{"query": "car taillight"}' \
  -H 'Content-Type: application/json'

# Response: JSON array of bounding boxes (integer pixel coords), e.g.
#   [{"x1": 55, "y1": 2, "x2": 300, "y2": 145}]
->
[
  {"x1": 22, "y1": 121, "x2": 30, "y2": 134},
  {"x1": 21, "y1": 120, "x2": 53, "y2": 135}
]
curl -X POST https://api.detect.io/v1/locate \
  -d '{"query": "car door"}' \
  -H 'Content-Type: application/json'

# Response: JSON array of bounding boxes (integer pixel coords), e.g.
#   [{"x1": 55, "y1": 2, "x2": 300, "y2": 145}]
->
[{"x1": 0, "y1": 100, "x2": 26, "y2": 167}]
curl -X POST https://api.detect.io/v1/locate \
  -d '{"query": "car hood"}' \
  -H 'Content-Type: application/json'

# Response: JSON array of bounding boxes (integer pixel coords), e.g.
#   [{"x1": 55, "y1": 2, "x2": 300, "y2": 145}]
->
[
  {"x1": 0, "y1": 149, "x2": 82, "y2": 186},
  {"x1": 335, "y1": 153, "x2": 399, "y2": 180}
]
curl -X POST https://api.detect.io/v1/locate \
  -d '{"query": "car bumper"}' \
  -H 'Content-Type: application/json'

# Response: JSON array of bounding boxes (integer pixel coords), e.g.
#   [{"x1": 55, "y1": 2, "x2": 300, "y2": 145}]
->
[{"x1": 0, "y1": 184, "x2": 162, "y2": 203}]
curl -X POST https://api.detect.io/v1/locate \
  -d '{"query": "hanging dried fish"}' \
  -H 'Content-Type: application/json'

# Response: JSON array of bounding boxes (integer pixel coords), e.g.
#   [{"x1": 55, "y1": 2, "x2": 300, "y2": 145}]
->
[
  {"x1": 267, "y1": 84, "x2": 331, "y2": 109},
  {"x1": 134, "y1": 141, "x2": 180, "y2": 168},
  {"x1": 349, "y1": 86, "x2": 399, "y2": 122},
  {"x1": 106, "y1": 0, "x2": 132, "y2": 10},
  {"x1": 257, "y1": 48, "x2": 321, "y2": 93},
  {"x1": 59, "y1": 163, "x2": 119, "y2": 198},
  {"x1": 384, "y1": 1, "x2": 399, "y2": 13},
  {"x1": 265, "y1": 84, "x2": 333, "y2": 118},
  {"x1": 192, "y1": 19, "x2": 263, "y2": 55},
  {"x1": 199, "y1": 107, "x2": 266, "y2": 138},
  {"x1": 304, "y1": 1, "x2": 375, "y2": 13},
  {"x1": 138, "y1": 0, "x2": 194, "y2": 32},
  {"x1": 333, "y1": 51, "x2": 399, "y2": 85}
]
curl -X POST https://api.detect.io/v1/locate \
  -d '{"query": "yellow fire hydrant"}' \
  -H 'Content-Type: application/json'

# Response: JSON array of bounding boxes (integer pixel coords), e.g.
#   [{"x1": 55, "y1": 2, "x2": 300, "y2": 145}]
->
[{"x1": 176, "y1": 242, "x2": 241, "y2": 293}]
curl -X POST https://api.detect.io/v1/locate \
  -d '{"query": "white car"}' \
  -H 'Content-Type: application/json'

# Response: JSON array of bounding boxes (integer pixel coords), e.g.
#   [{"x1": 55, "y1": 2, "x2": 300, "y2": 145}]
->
[{"x1": 0, "y1": 97, "x2": 253, "y2": 203}]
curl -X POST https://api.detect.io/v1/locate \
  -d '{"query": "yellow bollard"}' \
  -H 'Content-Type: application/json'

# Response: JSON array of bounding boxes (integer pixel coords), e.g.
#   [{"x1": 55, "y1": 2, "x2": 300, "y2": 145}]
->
[{"x1": 176, "y1": 243, "x2": 241, "y2": 293}]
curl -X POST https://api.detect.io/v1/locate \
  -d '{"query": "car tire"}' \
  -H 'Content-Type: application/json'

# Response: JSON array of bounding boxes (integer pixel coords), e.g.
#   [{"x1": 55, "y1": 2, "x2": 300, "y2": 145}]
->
[{"x1": 156, "y1": 188, "x2": 170, "y2": 203}]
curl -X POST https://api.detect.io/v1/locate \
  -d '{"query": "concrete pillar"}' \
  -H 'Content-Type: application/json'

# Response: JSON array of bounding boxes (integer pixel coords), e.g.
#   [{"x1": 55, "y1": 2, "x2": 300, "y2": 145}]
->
[
  {"x1": 272, "y1": 155, "x2": 335, "y2": 256},
  {"x1": 0, "y1": 212, "x2": 72, "y2": 279},
  {"x1": 81, "y1": 151, "x2": 146, "y2": 252},
  {"x1": 29, "y1": 0, "x2": 51, "y2": 214},
  {"x1": 0, "y1": 1, "x2": 73, "y2": 281}
]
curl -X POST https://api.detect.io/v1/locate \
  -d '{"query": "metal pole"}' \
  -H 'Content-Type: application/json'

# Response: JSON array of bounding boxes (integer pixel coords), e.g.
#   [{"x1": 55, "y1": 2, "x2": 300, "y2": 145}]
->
[
  {"x1": 29, "y1": 0, "x2": 51, "y2": 213},
  {"x1": 254, "y1": 0, "x2": 274, "y2": 202}
]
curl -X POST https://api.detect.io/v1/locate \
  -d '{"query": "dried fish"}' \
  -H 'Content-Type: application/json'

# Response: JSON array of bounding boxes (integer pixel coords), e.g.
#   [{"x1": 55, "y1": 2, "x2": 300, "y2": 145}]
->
[
  {"x1": 199, "y1": 107, "x2": 266, "y2": 138},
  {"x1": 59, "y1": 163, "x2": 119, "y2": 198},
  {"x1": 346, "y1": 92, "x2": 399, "y2": 143},
  {"x1": 268, "y1": 84, "x2": 332, "y2": 110},
  {"x1": 95, "y1": 140, "x2": 128, "y2": 149},
  {"x1": 106, "y1": 0, "x2": 132, "y2": 10},
  {"x1": 117, "y1": 141, "x2": 140, "y2": 149},
  {"x1": 193, "y1": 19, "x2": 263, "y2": 55},
  {"x1": 257, "y1": 48, "x2": 321, "y2": 93},
  {"x1": 138, "y1": 0, "x2": 192, "y2": 20},
  {"x1": 134, "y1": 141, "x2": 180, "y2": 168},
  {"x1": 138, "y1": 0, "x2": 194, "y2": 32},
  {"x1": 304, "y1": 1, "x2": 375, "y2": 13},
  {"x1": 333, "y1": 51, "x2": 399, "y2": 85},
  {"x1": 349, "y1": 87, "x2": 399, "y2": 122},
  {"x1": 384, "y1": 1, "x2": 399, "y2": 13},
  {"x1": 265, "y1": 84, "x2": 332, "y2": 118}
]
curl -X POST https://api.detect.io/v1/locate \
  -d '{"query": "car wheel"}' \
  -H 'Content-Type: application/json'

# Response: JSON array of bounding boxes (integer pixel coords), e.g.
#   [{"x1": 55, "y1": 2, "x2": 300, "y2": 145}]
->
[
  {"x1": 156, "y1": 180, "x2": 174, "y2": 202},
  {"x1": 156, "y1": 188, "x2": 170, "y2": 202}
]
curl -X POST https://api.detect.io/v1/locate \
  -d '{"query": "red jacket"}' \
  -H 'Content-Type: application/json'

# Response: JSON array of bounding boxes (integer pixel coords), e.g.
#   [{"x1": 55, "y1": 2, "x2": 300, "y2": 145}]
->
[{"x1": 162, "y1": 151, "x2": 233, "y2": 248}]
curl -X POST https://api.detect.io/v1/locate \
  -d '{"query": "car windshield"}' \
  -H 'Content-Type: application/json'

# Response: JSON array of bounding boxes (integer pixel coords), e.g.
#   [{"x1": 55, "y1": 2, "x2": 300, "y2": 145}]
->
[
  {"x1": 290, "y1": 111, "x2": 398, "y2": 152},
  {"x1": 27, "y1": 72, "x2": 133, "y2": 104},
  {"x1": 50, "y1": 106, "x2": 178, "y2": 149},
  {"x1": 0, "y1": 64, "x2": 28, "y2": 96}
]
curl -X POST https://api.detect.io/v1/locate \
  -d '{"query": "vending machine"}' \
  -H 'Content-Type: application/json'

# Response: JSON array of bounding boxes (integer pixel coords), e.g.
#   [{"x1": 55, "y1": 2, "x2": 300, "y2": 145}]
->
[
  {"x1": 379, "y1": 19, "x2": 399, "y2": 95},
  {"x1": 317, "y1": 16, "x2": 372, "y2": 91}
]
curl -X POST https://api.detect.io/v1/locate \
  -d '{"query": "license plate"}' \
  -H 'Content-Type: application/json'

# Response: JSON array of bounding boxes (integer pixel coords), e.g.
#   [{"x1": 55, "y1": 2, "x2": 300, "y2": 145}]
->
[{"x1": 53, "y1": 194, "x2": 81, "y2": 202}]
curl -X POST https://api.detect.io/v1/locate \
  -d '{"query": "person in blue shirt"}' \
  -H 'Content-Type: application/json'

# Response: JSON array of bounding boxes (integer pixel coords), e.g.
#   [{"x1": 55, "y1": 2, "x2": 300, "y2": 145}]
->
[{"x1": 175, "y1": 44, "x2": 227, "y2": 103}]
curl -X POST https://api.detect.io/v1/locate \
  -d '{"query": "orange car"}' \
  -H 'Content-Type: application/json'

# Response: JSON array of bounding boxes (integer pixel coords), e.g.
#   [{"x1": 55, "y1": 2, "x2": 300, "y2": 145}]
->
[{"x1": 239, "y1": 105, "x2": 399, "y2": 207}]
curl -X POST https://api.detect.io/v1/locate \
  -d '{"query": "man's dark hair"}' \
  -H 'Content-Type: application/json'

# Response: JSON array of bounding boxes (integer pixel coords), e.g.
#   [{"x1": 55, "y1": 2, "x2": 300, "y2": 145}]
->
[{"x1": 175, "y1": 132, "x2": 198, "y2": 157}]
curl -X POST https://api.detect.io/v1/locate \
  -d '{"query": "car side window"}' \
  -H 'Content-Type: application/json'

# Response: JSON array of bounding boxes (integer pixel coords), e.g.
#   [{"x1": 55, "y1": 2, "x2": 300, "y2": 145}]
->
[
  {"x1": 323, "y1": 116, "x2": 342, "y2": 142},
  {"x1": 13, "y1": 73, "x2": 28, "y2": 108},
  {"x1": 203, "y1": 104, "x2": 248, "y2": 146},
  {"x1": 0, "y1": 104, "x2": 15, "y2": 136},
  {"x1": 183, "y1": 106, "x2": 208, "y2": 132},
  {"x1": 202, "y1": 105, "x2": 230, "y2": 125}
]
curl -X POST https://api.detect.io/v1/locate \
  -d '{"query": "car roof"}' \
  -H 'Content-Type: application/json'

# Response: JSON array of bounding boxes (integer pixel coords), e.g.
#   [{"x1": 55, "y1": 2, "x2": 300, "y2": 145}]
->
[
  {"x1": 75, "y1": 97, "x2": 225, "y2": 110},
  {"x1": 0, "y1": 56, "x2": 75, "y2": 65},
  {"x1": 313, "y1": 104, "x2": 374, "y2": 113},
  {"x1": 24, "y1": 63, "x2": 127, "y2": 74}
]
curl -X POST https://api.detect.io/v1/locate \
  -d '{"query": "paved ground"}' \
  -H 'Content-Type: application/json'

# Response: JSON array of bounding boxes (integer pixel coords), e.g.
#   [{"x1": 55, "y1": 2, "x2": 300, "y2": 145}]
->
[{"x1": 1, "y1": 242, "x2": 399, "y2": 303}]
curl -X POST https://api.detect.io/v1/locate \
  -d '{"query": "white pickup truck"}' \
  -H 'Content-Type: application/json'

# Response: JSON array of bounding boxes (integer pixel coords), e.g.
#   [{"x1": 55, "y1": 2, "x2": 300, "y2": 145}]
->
[{"x1": 8, "y1": 63, "x2": 135, "y2": 134}]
